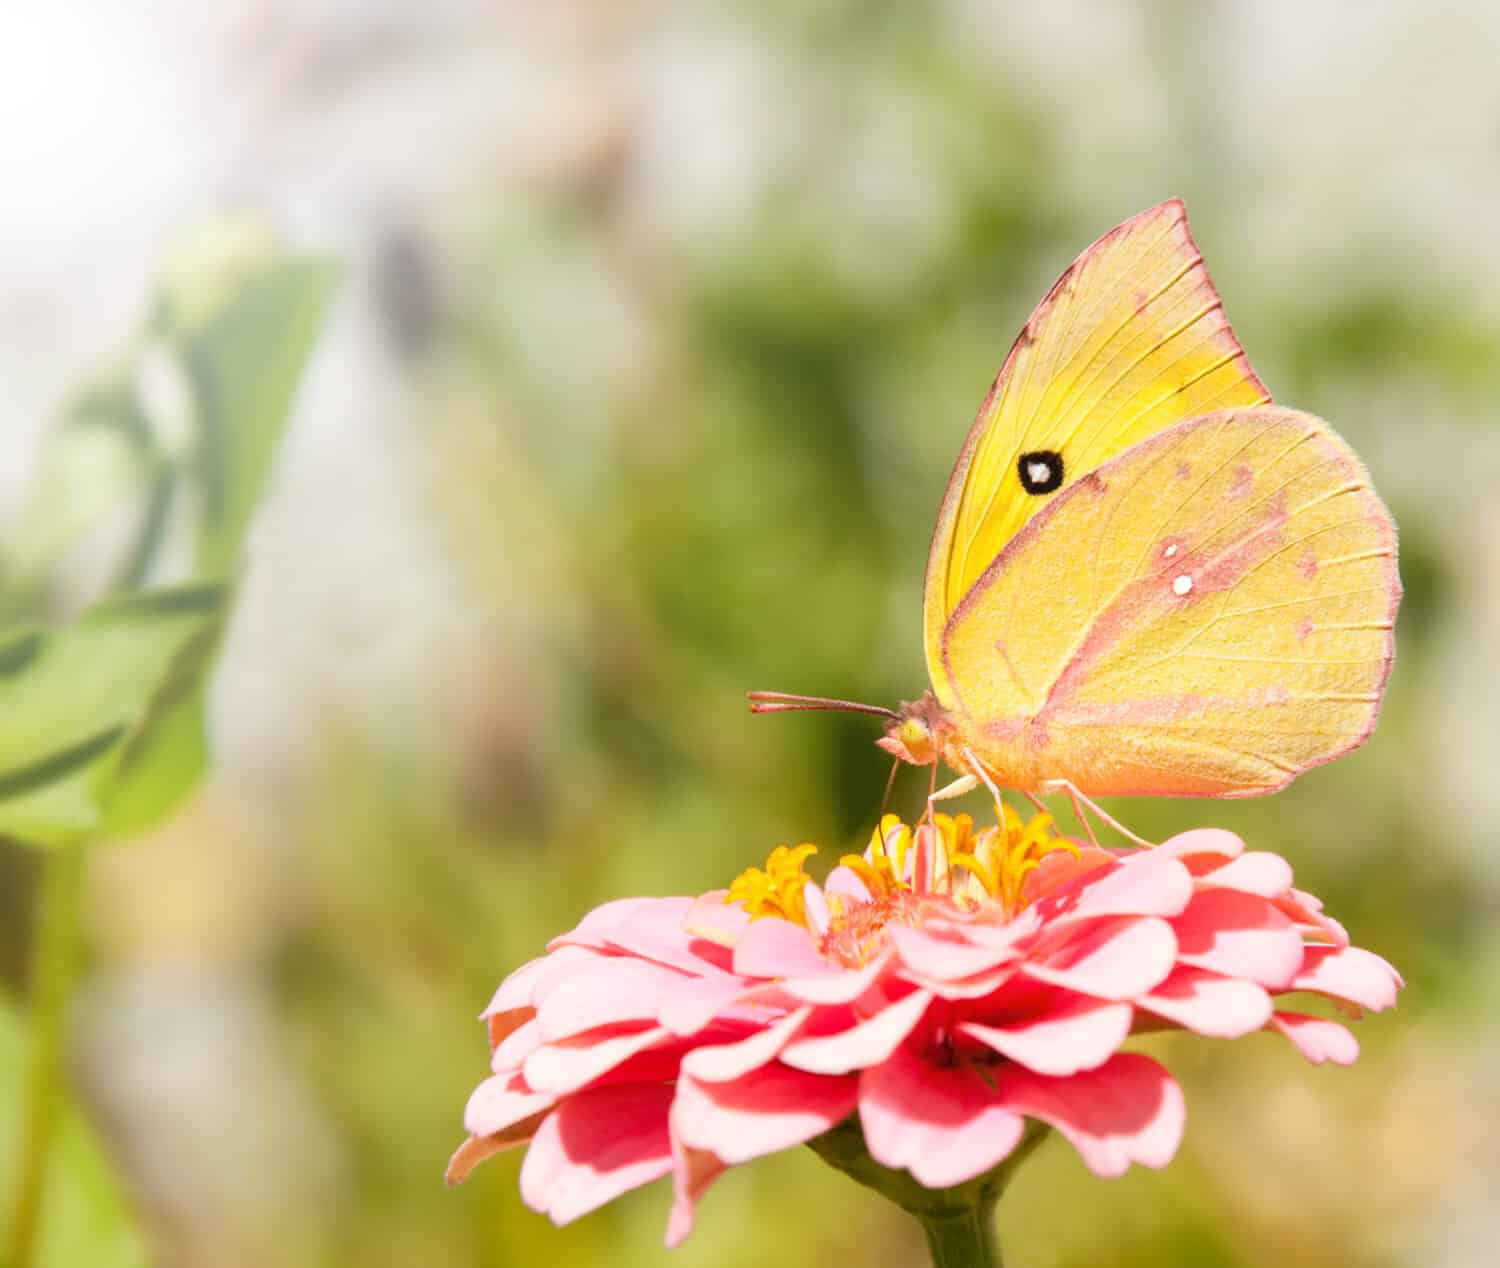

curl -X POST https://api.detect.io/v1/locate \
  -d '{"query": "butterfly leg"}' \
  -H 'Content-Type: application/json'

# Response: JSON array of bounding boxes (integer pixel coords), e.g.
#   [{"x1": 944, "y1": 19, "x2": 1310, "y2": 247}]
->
[
  {"x1": 1025, "y1": 788, "x2": 1097, "y2": 847},
  {"x1": 880, "y1": 757, "x2": 902, "y2": 816},
  {"x1": 959, "y1": 748, "x2": 1005, "y2": 803},
  {"x1": 959, "y1": 747, "x2": 1023, "y2": 834},
  {"x1": 923, "y1": 772, "x2": 977, "y2": 836},
  {"x1": 1039, "y1": 779, "x2": 1154, "y2": 848},
  {"x1": 929, "y1": 772, "x2": 978, "y2": 804}
]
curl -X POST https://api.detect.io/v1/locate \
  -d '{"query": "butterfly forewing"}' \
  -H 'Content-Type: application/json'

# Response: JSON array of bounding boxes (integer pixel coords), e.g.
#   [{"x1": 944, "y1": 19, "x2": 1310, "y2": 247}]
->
[{"x1": 923, "y1": 200, "x2": 1270, "y2": 707}]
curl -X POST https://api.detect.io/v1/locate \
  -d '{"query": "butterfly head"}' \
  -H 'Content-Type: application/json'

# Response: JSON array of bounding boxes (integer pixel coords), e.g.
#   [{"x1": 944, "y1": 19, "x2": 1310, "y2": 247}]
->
[
  {"x1": 876, "y1": 694, "x2": 950, "y2": 767},
  {"x1": 747, "y1": 688, "x2": 955, "y2": 771}
]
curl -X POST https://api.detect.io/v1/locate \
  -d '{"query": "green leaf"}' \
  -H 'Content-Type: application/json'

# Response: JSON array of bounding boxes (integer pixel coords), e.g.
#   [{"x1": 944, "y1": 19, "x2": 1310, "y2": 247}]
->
[
  {"x1": 0, "y1": 245, "x2": 337, "y2": 848},
  {"x1": 0, "y1": 404, "x2": 155, "y2": 609},
  {"x1": 187, "y1": 258, "x2": 338, "y2": 579},
  {"x1": 0, "y1": 245, "x2": 336, "y2": 617},
  {"x1": 0, "y1": 997, "x2": 152, "y2": 1268},
  {"x1": 0, "y1": 585, "x2": 225, "y2": 849},
  {"x1": 94, "y1": 610, "x2": 223, "y2": 839}
]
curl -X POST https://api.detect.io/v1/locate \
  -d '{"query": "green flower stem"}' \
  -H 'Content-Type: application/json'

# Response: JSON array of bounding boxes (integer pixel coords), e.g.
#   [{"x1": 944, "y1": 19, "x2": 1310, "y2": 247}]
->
[
  {"x1": 918, "y1": 1200, "x2": 1001, "y2": 1268},
  {"x1": 6, "y1": 839, "x2": 89, "y2": 1268},
  {"x1": 808, "y1": 1115, "x2": 1048, "y2": 1268}
]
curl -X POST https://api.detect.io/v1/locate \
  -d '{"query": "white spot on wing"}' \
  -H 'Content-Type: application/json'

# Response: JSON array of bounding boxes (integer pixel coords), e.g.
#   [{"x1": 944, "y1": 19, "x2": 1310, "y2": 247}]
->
[
  {"x1": 1172, "y1": 574, "x2": 1193, "y2": 596},
  {"x1": 1026, "y1": 459, "x2": 1051, "y2": 485},
  {"x1": 1163, "y1": 543, "x2": 1179, "y2": 559}
]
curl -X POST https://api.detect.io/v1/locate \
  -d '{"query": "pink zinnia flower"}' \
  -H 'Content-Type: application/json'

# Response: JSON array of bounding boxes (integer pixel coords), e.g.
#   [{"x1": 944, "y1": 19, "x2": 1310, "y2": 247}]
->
[{"x1": 447, "y1": 809, "x2": 1400, "y2": 1246}]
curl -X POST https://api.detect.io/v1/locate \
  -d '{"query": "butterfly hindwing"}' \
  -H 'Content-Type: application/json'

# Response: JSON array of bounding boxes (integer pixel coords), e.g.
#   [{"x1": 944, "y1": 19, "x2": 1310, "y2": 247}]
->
[
  {"x1": 923, "y1": 200, "x2": 1271, "y2": 706},
  {"x1": 939, "y1": 407, "x2": 1400, "y2": 797}
]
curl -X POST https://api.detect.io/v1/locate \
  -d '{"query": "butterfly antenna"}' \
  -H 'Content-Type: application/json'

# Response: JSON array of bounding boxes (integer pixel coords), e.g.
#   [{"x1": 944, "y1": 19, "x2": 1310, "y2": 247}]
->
[{"x1": 746, "y1": 691, "x2": 897, "y2": 720}]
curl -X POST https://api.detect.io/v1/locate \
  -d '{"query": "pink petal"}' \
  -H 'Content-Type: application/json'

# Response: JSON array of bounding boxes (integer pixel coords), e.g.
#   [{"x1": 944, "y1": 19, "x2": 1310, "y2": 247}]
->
[
  {"x1": 1291, "y1": 945, "x2": 1402, "y2": 1011},
  {"x1": 488, "y1": 946, "x2": 607, "y2": 1050},
  {"x1": 493, "y1": 1017, "x2": 545, "y2": 1073},
  {"x1": 489, "y1": 1009, "x2": 533, "y2": 1051},
  {"x1": 1276, "y1": 888, "x2": 1349, "y2": 946},
  {"x1": 683, "y1": 892, "x2": 749, "y2": 947},
  {"x1": 555, "y1": 897, "x2": 668, "y2": 950},
  {"x1": 1023, "y1": 847, "x2": 1115, "y2": 905},
  {"x1": 1023, "y1": 916, "x2": 1178, "y2": 999},
  {"x1": 892, "y1": 925, "x2": 1017, "y2": 980},
  {"x1": 554, "y1": 1041, "x2": 697, "y2": 1096},
  {"x1": 557, "y1": 896, "x2": 735, "y2": 977},
  {"x1": 1155, "y1": 828, "x2": 1245, "y2": 864},
  {"x1": 902, "y1": 916, "x2": 1034, "y2": 999},
  {"x1": 673, "y1": 1066, "x2": 858, "y2": 1164},
  {"x1": 963, "y1": 907, "x2": 1042, "y2": 952},
  {"x1": 859, "y1": 1043, "x2": 1026, "y2": 1188},
  {"x1": 519, "y1": 1083, "x2": 675, "y2": 1225},
  {"x1": 781, "y1": 949, "x2": 895, "y2": 1005},
  {"x1": 1138, "y1": 967, "x2": 1272, "y2": 1037},
  {"x1": 803, "y1": 883, "x2": 832, "y2": 935},
  {"x1": 916, "y1": 966, "x2": 1020, "y2": 1001},
  {"x1": 667, "y1": 1141, "x2": 727, "y2": 1248},
  {"x1": 824, "y1": 865, "x2": 872, "y2": 903},
  {"x1": 733, "y1": 917, "x2": 829, "y2": 980},
  {"x1": 682, "y1": 1007, "x2": 812, "y2": 1082},
  {"x1": 602, "y1": 899, "x2": 728, "y2": 975},
  {"x1": 1050, "y1": 853, "x2": 1194, "y2": 922},
  {"x1": 907, "y1": 825, "x2": 936, "y2": 893},
  {"x1": 1196, "y1": 852, "x2": 1294, "y2": 898},
  {"x1": 658, "y1": 976, "x2": 752, "y2": 1035},
  {"x1": 536, "y1": 958, "x2": 689, "y2": 1041},
  {"x1": 997, "y1": 1053, "x2": 1185, "y2": 1177},
  {"x1": 484, "y1": 944, "x2": 597, "y2": 1018},
  {"x1": 1270, "y1": 1012, "x2": 1360, "y2": 1065},
  {"x1": 961, "y1": 997, "x2": 1132, "y2": 1076},
  {"x1": 781, "y1": 990, "x2": 933, "y2": 1075},
  {"x1": 1172, "y1": 889, "x2": 1303, "y2": 987},
  {"x1": 464, "y1": 1069, "x2": 557, "y2": 1138},
  {"x1": 523, "y1": 1025, "x2": 669, "y2": 1094}
]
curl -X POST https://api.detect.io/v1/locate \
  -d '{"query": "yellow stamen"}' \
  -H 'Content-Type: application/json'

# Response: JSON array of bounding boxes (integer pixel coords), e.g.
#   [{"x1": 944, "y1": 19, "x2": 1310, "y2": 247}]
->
[
  {"x1": 948, "y1": 850, "x2": 1000, "y2": 898},
  {"x1": 835, "y1": 853, "x2": 887, "y2": 899},
  {"x1": 727, "y1": 842, "x2": 818, "y2": 923},
  {"x1": 725, "y1": 804, "x2": 1083, "y2": 937},
  {"x1": 871, "y1": 815, "x2": 912, "y2": 877},
  {"x1": 989, "y1": 807, "x2": 1080, "y2": 915}
]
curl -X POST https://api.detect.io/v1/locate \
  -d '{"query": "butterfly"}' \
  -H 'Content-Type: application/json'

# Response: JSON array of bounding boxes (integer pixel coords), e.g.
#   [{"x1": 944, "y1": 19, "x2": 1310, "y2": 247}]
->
[{"x1": 750, "y1": 200, "x2": 1400, "y2": 831}]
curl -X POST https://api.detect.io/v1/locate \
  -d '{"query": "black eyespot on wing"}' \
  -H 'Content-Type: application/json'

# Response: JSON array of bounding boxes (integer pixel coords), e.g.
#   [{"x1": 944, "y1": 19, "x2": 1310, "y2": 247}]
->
[{"x1": 1017, "y1": 450, "x2": 1064, "y2": 495}]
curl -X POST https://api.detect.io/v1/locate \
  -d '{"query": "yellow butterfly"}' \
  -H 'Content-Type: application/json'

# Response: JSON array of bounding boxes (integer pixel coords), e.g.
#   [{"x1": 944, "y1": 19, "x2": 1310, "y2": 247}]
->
[{"x1": 751, "y1": 200, "x2": 1400, "y2": 826}]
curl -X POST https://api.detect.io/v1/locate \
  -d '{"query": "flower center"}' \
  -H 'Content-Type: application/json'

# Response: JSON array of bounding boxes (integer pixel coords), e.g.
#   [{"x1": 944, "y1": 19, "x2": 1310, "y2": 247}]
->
[{"x1": 726, "y1": 806, "x2": 1079, "y2": 967}]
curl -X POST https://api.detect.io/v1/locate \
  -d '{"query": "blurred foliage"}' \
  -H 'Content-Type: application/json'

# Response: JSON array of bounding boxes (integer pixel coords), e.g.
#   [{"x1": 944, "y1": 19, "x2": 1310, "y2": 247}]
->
[
  {"x1": 0, "y1": 227, "x2": 334, "y2": 1267},
  {"x1": 0, "y1": 237, "x2": 334, "y2": 850},
  {"x1": 0, "y1": 585, "x2": 224, "y2": 849},
  {"x1": 0, "y1": 1002, "x2": 149, "y2": 1268},
  {"x1": 4, "y1": 6, "x2": 1500, "y2": 1268}
]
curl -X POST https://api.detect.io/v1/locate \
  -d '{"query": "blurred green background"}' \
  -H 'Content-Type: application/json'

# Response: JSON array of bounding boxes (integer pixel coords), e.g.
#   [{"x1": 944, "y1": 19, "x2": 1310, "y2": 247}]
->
[{"x1": 1, "y1": 3, "x2": 1498, "y2": 1267}]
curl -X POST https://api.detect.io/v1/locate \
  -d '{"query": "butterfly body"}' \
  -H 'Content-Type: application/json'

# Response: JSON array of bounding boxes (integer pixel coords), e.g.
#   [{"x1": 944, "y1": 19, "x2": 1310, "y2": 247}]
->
[{"x1": 754, "y1": 201, "x2": 1400, "y2": 802}]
